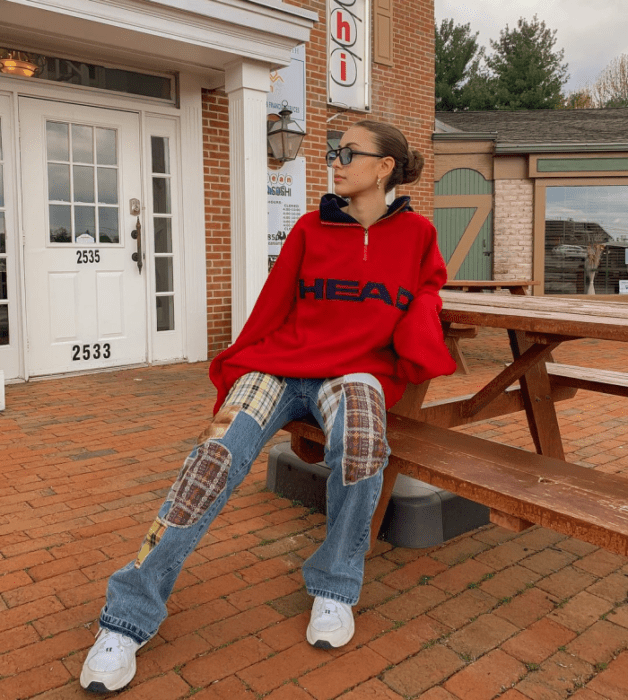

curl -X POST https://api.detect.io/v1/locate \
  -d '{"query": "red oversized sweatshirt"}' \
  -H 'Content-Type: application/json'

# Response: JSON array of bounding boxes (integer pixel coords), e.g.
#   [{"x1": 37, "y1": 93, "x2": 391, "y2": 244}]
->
[{"x1": 210, "y1": 194, "x2": 456, "y2": 413}]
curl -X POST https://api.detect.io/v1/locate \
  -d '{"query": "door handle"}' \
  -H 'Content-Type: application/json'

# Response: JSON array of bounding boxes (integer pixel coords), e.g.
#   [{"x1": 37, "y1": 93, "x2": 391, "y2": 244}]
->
[{"x1": 131, "y1": 216, "x2": 143, "y2": 273}]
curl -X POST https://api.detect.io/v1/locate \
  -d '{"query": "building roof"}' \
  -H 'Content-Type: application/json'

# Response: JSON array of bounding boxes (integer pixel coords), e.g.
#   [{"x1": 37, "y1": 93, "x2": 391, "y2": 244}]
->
[{"x1": 435, "y1": 109, "x2": 628, "y2": 148}]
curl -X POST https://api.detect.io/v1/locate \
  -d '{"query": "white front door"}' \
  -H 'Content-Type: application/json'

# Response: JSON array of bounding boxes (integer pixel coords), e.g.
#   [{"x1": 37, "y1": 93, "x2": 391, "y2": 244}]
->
[{"x1": 20, "y1": 98, "x2": 147, "y2": 376}]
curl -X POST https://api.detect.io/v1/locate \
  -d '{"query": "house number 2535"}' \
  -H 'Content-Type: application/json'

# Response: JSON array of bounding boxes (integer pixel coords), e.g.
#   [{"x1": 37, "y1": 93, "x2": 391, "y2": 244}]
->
[
  {"x1": 76, "y1": 249, "x2": 101, "y2": 264},
  {"x1": 72, "y1": 343, "x2": 111, "y2": 361}
]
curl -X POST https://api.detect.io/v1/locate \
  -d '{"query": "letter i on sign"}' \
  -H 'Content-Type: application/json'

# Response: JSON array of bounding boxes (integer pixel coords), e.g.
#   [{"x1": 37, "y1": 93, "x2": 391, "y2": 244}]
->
[{"x1": 340, "y1": 53, "x2": 347, "y2": 82}]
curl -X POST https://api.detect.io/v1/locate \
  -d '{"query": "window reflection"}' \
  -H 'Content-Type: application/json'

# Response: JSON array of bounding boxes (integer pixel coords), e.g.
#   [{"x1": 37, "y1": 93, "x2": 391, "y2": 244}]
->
[
  {"x1": 156, "y1": 296, "x2": 174, "y2": 332},
  {"x1": 98, "y1": 208, "x2": 119, "y2": 243},
  {"x1": 73, "y1": 165, "x2": 95, "y2": 203},
  {"x1": 48, "y1": 164, "x2": 70, "y2": 201},
  {"x1": 0, "y1": 304, "x2": 8, "y2": 345},
  {"x1": 96, "y1": 128, "x2": 117, "y2": 165},
  {"x1": 72, "y1": 124, "x2": 94, "y2": 163},
  {"x1": 153, "y1": 178, "x2": 171, "y2": 214},
  {"x1": 46, "y1": 122, "x2": 69, "y2": 161},
  {"x1": 545, "y1": 186, "x2": 628, "y2": 295}
]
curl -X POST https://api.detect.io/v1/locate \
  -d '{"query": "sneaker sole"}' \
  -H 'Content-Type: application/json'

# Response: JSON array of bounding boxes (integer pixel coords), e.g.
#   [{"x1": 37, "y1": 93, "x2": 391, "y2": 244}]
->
[
  {"x1": 306, "y1": 623, "x2": 355, "y2": 649},
  {"x1": 81, "y1": 681, "x2": 115, "y2": 694}
]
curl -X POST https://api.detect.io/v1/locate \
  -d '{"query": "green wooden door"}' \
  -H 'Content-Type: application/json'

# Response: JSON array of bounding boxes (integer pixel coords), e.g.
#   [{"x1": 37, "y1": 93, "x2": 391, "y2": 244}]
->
[{"x1": 434, "y1": 168, "x2": 493, "y2": 280}]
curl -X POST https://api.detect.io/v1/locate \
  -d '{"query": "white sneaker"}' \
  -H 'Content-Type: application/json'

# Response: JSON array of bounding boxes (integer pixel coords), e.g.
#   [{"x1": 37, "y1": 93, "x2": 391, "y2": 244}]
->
[
  {"x1": 306, "y1": 596, "x2": 355, "y2": 649},
  {"x1": 80, "y1": 628, "x2": 146, "y2": 693}
]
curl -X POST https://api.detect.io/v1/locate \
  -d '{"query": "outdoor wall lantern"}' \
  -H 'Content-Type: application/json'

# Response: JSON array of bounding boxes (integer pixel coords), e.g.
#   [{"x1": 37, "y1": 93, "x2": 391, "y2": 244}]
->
[
  {"x1": 0, "y1": 49, "x2": 45, "y2": 77},
  {"x1": 267, "y1": 102, "x2": 306, "y2": 162}
]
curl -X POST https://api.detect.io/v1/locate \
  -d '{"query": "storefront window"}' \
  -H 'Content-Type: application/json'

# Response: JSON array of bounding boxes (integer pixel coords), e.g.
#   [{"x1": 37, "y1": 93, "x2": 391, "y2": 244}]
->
[{"x1": 545, "y1": 186, "x2": 628, "y2": 295}]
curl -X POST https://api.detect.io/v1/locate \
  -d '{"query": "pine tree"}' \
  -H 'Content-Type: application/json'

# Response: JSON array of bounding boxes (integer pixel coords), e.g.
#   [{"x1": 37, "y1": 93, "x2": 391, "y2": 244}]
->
[{"x1": 435, "y1": 19, "x2": 484, "y2": 112}]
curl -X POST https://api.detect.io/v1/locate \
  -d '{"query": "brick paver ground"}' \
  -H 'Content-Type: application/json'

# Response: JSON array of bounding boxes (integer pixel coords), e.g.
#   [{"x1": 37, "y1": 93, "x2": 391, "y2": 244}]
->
[{"x1": 1, "y1": 327, "x2": 627, "y2": 699}]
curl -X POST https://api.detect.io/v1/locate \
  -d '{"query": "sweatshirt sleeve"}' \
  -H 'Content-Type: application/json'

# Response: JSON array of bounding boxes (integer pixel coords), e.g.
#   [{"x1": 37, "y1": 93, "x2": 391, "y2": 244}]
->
[
  {"x1": 392, "y1": 221, "x2": 457, "y2": 384},
  {"x1": 209, "y1": 222, "x2": 306, "y2": 413}
]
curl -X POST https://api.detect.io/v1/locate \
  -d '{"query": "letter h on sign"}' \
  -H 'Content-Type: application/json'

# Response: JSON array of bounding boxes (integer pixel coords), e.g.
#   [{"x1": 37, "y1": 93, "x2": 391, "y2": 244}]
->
[{"x1": 328, "y1": 0, "x2": 369, "y2": 111}]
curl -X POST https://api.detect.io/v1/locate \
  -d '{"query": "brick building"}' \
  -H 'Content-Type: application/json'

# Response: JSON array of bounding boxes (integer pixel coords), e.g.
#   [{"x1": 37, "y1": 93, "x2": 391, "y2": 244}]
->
[{"x1": 0, "y1": 0, "x2": 436, "y2": 386}]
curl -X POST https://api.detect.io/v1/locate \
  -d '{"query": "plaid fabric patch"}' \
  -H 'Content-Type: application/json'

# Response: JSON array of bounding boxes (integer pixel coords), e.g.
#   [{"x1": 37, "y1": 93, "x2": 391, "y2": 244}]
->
[
  {"x1": 224, "y1": 372, "x2": 286, "y2": 428},
  {"x1": 196, "y1": 404, "x2": 240, "y2": 445},
  {"x1": 342, "y1": 382, "x2": 388, "y2": 485},
  {"x1": 317, "y1": 377, "x2": 345, "y2": 443},
  {"x1": 135, "y1": 518, "x2": 168, "y2": 569},
  {"x1": 164, "y1": 441, "x2": 232, "y2": 527}
]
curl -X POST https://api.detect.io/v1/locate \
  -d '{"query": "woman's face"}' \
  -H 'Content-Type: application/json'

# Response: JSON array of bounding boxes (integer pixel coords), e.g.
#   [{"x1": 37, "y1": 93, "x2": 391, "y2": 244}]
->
[{"x1": 331, "y1": 126, "x2": 386, "y2": 199}]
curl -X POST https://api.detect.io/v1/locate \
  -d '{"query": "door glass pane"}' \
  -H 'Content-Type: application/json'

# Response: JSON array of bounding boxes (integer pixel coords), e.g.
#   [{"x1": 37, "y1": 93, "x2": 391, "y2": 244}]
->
[
  {"x1": 151, "y1": 137, "x2": 170, "y2": 174},
  {"x1": 154, "y1": 218, "x2": 172, "y2": 253},
  {"x1": 153, "y1": 178, "x2": 171, "y2": 214},
  {"x1": 155, "y1": 257, "x2": 173, "y2": 292},
  {"x1": 96, "y1": 128, "x2": 117, "y2": 165},
  {"x1": 72, "y1": 124, "x2": 94, "y2": 163},
  {"x1": 97, "y1": 168, "x2": 118, "y2": 204},
  {"x1": 0, "y1": 164, "x2": 3, "y2": 207},
  {"x1": 0, "y1": 212, "x2": 5, "y2": 254},
  {"x1": 48, "y1": 164, "x2": 70, "y2": 201},
  {"x1": 0, "y1": 304, "x2": 8, "y2": 345},
  {"x1": 49, "y1": 205, "x2": 72, "y2": 242},
  {"x1": 99, "y1": 207, "x2": 119, "y2": 244},
  {"x1": 156, "y1": 296, "x2": 174, "y2": 331},
  {"x1": 73, "y1": 165, "x2": 95, "y2": 203},
  {"x1": 46, "y1": 121, "x2": 69, "y2": 161},
  {"x1": 75, "y1": 206, "x2": 96, "y2": 241},
  {"x1": 0, "y1": 259, "x2": 6, "y2": 299}
]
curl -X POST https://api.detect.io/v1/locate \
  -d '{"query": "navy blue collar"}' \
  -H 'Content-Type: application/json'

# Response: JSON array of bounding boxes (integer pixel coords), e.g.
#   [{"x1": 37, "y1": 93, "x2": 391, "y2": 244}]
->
[{"x1": 319, "y1": 193, "x2": 413, "y2": 224}]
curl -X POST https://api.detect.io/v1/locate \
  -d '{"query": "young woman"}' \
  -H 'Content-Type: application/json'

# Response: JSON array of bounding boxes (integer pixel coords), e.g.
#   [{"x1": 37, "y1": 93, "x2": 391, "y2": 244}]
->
[{"x1": 80, "y1": 120, "x2": 456, "y2": 693}]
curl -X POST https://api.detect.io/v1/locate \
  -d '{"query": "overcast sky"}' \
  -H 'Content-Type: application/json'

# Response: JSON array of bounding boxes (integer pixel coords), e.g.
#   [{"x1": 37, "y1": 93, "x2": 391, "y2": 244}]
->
[{"x1": 434, "y1": 0, "x2": 628, "y2": 94}]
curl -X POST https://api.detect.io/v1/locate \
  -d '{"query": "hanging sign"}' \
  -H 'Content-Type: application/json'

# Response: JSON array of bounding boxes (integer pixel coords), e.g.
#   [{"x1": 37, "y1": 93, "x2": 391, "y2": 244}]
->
[
  {"x1": 267, "y1": 158, "x2": 306, "y2": 271},
  {"x1": 267, "y1": 44, "x2": 306, "y2": 127},
  {"x1": 327, "y1": 0, "x2": 371, "y2": 111}
]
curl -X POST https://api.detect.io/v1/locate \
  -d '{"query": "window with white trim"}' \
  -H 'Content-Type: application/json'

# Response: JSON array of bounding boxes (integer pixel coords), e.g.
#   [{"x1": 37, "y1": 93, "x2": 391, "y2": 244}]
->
[{"x1": 151, "y1": 136, "x2": 175, "y2": 331}]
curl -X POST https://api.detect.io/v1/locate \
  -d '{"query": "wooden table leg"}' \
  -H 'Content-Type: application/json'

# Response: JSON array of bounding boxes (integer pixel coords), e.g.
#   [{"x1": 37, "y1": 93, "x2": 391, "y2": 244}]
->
[{"x1": 508, "y1": 329, "x2": 565, "y2": 460}]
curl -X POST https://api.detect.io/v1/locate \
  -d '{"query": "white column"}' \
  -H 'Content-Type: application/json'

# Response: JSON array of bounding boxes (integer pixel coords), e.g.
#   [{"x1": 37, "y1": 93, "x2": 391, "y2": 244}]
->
[{"x1": 224, "y1": 59, "x2": 271, "y2": 341}]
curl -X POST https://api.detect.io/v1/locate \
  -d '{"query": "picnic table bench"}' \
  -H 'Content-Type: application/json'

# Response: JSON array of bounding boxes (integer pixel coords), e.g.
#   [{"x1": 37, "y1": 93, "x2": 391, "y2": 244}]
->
[{"x1": 285, "y1": 292, "x2": 628, "y2": 557}]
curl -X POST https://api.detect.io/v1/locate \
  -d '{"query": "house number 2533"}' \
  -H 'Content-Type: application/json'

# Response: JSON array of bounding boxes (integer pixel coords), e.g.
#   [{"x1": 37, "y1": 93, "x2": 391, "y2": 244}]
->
[{"x1": 72, "y1": 343, "x2": 111, "y2": 361}]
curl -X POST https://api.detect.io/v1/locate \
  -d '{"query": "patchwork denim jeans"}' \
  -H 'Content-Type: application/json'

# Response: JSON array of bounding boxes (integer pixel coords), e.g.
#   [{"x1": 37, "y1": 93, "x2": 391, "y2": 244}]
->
[{"x1": 99, "y1": 372, "x2": 390, "y2": 644}]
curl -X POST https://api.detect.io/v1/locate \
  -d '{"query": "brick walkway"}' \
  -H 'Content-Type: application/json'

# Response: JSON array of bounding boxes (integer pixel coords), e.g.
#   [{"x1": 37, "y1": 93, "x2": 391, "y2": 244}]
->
[{"x1": 1, "y1": 328, "x2": 627, "y2": 700}]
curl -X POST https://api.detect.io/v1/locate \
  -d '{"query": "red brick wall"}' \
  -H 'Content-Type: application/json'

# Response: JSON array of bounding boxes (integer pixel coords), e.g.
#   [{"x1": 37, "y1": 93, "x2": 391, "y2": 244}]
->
[{"x1": 202, "y1": 0, "x2": 435, "y2": 356}]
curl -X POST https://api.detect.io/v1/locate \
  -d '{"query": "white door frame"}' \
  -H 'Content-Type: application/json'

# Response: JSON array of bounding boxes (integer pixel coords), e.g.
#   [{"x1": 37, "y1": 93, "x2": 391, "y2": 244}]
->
[{"x1": 0, "y1": 72, "x2": 207, "y2": 380}]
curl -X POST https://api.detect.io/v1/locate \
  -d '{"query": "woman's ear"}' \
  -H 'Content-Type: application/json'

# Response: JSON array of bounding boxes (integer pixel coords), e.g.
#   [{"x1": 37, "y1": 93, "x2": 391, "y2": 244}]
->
[{"x1": 378, "y1": 155, "x2": 395, "y2": 181}]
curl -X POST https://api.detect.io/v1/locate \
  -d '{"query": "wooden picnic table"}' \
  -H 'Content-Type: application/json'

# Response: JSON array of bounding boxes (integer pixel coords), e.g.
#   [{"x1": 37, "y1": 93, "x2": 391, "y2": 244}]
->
[
  {"x1": 442, "y1": 281, "x2": 539, "y2": 374},
  {"x1": 286, "y1": 291, "x2": 628, "y2": 555},
  {"x1": 408, "y1": 291, "x2": 628, "y2": 458}
]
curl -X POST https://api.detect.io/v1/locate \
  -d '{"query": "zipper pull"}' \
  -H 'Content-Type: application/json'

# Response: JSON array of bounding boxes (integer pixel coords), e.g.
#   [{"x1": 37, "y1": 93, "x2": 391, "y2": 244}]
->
[{"x1": 363, "y1": 228, "x2": 369, "y2": 261}]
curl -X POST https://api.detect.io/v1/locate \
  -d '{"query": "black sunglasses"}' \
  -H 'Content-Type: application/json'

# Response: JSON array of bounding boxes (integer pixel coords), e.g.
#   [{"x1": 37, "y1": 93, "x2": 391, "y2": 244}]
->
[{"x1": 326, "y1": 146, "x2": 385, "y2": 168}]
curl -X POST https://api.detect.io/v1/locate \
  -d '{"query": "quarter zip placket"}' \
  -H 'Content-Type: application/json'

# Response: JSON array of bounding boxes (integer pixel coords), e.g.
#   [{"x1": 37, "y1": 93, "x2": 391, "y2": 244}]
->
[{"x1": 320, "y1": 197, "x2": 411, "y2": 263}]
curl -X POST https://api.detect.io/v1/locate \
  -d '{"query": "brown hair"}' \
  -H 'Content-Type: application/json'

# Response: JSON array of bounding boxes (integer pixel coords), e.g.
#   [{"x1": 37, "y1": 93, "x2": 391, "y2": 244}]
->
[{"x1": 352, "y1": 120, "x2": 424, "y2": 193}]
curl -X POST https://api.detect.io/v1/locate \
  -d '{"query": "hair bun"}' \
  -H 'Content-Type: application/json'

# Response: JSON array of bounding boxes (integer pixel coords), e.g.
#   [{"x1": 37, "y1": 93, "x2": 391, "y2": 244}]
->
[{"x1": 402, "y1": 149, "x2": 424, "y2": 185}]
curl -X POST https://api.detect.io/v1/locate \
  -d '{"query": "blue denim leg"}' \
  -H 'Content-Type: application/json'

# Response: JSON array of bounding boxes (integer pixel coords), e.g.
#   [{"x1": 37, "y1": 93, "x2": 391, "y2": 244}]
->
[
  {"x1": 302, "y1": 374, "x2": 390, "y2": 606},
  {"x1": 100, "y1": 375, "x2": 310, "y2": 644}
]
